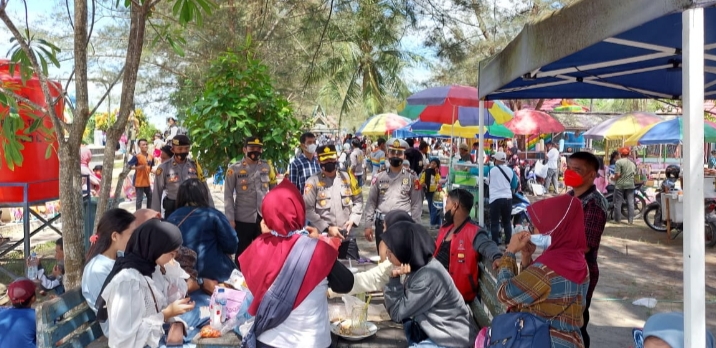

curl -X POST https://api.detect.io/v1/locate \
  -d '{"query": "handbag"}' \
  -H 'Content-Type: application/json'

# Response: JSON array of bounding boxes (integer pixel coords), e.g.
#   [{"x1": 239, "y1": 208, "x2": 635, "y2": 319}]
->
[
  {"x1": 146, "y1": 278, "x2": 186, "y2": 346},
  {"x1": 483, "y1": 296, "x2": 578, "y2": 348}
]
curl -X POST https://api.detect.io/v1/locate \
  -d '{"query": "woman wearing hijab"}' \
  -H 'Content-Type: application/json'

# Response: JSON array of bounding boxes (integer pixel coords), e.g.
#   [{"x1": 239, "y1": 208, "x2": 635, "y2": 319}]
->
[
  {"x1": 328, "y1": 210, "x2": 413, "y2": 298},
  {"x1": 634, "y1": 312, "x2": 715, "y2": 348},
  {"x1": 383, "y1": 221, "x2": 477, "y2": 348},
  {"x1": 97, "y1": 219, "x2": 196, "y2": 348},
  {"x1": 496, "y1": 194, "x2": 589, "y2": 347},
  {"x1": 239, "y1": 180, "x2": 353, "y2": 348}
]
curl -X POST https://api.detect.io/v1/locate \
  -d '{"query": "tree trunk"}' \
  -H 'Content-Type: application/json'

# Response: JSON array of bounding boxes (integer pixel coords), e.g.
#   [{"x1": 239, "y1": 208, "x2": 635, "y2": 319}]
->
[
  {"x1": 94, "y1": 3, "x2": 149, "y2": 224},
  {"x1": 534, "y1": 98, "x2": 545, "y2": 111}
]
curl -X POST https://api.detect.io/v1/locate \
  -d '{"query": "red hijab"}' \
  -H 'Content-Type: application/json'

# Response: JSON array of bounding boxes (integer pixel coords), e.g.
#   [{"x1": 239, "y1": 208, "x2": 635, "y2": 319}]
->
[
  {"x1": 238, "y1": 180, "x2": 338, "y2": 315},
  {"x1": 526, "y1": 194, "x2": 588, "y2": 284}
]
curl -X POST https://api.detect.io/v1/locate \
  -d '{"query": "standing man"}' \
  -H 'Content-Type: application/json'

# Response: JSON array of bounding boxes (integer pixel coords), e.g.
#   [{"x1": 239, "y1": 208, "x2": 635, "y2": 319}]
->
[
  {"x1": 304, "y1": 145, "x2": 363, "y2": 256},
  {"x1": 419, "y1": 141, "x2": 430, "y2": 172},
  {"x1": 128, "y1": 138, "x2": 154, "y2": 210},
  {"x1": 364, "y1": 138, "x2": 422, "y2": 259},
  {"x1": 458, "y1": 143, "x2": 471, "y2": 162},
  {"x1": 369, "y1": 138, "x2": 386, "y2": 179},
  {"x1": 544, "y1": 142, "x2": 561, "y2": 193},
  {"x1": 224, "y1": 136, "x2": 277, "y2": 268},
  {"x1": 152, "y1": 135, "x2": 213, "y2": 218},
  {"x1": 613, "y1": 147, "x2": 637, "y2": 224},
  {"x1": 349, "y1": 138, "x2": 365, "y2": 186},
  {"x1": 288, "y1": 132, "x2": 320, "y2": 193},
  {"x1": 487, "y1": 151, "x2": 517, "y2": 245},
  {"x1": 564, "y1": 152, "x2": 608, "y2": 348}
]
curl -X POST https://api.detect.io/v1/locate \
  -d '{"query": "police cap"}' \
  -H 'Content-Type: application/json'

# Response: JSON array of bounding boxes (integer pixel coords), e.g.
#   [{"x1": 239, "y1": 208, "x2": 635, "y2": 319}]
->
[
  {"x1": 387, "y1": 138, "x2": 408, "y2": 150},
  {"x1": 171, "y1": 135, "x2": 191, "y2": 146},
  {"x1": 244, "y1": 136, "x2": 263, "y2": 147},
  {"x1": 317, "y1": 145, "x2": 338, "y2": 162}
]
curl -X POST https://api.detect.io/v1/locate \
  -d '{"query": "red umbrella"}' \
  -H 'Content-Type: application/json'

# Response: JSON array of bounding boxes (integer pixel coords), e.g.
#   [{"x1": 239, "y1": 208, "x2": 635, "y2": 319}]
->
[{"x1": 504, "y1": 109, "x2": 565, "y2": 135}]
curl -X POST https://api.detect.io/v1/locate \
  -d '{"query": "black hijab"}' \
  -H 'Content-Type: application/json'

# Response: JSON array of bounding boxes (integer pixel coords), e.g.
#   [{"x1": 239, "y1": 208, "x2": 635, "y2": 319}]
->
[
  {"x1": 382, "y1": 221, "x2": 436, "y2": 271},
  {"x1": 96, "y1": 219, "x2": 183, "y2": 322},
  {"x1": 384, "y1": 210, "x2": 413, "y2": 229}
]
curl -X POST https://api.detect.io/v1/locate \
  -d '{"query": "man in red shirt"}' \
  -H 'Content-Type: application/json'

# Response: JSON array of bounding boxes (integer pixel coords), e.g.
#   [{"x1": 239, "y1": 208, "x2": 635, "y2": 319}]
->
[{"x1": 565, "y1": 151, "x2": 607, "y2": 348}]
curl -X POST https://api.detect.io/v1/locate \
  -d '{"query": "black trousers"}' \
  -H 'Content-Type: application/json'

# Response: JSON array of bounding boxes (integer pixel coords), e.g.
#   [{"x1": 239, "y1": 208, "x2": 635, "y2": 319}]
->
[
  {"x1": 162, "y1": 197, "x2": 176, "y2": 219},
  {"x1": 489, "y1": 198, "x2": 512, "y2": 244},
  {"x1": 581, "y1": 296, "x2": 592, "y2": 348},
  {"x1": 235, "y1": 215, "x2": 262, "y2": 270},
  {"x1": 135, "y1": 186, "x2": 152, "y2": 211},
  {"x1": 374, "y1": 218, "x2": 385, "y2": 251}
]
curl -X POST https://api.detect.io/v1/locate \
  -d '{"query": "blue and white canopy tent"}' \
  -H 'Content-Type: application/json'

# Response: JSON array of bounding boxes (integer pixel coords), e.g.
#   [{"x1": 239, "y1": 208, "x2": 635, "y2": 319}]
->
[{"x1": 477, "y1": 1, "x2": 716, "y2": 345}]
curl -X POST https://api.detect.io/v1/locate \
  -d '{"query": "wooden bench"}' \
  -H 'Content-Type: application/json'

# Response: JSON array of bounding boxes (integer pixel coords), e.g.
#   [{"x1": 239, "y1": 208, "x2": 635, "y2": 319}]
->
[
  {"x1": 36, "y1": 288, "x2": 105, "y2": 348},
  {"x1": 470, "y1": 261, "x2": 507, "y2": 328},
  {"x1": 36, "y1": 287, "x2": 240, "y2": 348}
]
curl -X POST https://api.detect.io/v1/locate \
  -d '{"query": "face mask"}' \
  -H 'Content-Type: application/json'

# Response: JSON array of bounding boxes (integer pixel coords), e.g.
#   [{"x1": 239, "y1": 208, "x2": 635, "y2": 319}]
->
[
  {"x1": 321, "y1": 162, "x2": 337, "y2": 173},
  {"x1": 248, "y1": 151, "x2": 261, "y2": 161},
  {"x1": 174, "y1": 152, "x2": 188, "y2": 161},
  {"x1": 563, "y1": 169, "x2": 584, "y2": 187},
  {"x1": 306, "y1": 144, "x2": 317, "y2": 154},
  {"x1": 389, "y1": 157, "x2": 403, "y2": 168},
  {"x1": 443, "y1": 207, "x2": 456, "y2": 226},
  {"x1": 530, "y1": 234, "x2": 552, "y2": 250}
]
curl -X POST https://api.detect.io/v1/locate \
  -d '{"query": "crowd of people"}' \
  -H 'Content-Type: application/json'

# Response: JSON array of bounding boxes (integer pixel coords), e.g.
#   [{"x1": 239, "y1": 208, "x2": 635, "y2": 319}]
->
[{"x1": 0, "y1": 127, "x2": 710, "y2": 348}]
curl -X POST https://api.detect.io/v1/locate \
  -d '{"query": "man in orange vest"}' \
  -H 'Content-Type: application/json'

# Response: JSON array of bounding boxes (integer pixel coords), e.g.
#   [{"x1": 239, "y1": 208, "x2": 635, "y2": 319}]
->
[
  {"x1": 128, "y1": 138, "x2": 155, "y2": 210},
  {"x1": 433, "y1": 188, "x2": 502, "y2": 303}
]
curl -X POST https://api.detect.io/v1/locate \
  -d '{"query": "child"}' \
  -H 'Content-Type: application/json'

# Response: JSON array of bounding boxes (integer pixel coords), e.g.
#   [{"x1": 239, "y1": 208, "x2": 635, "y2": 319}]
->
[
  {"x1": 36, "y1": 238, "x2": 65, "y2": 296},
  {"x1": 92, "y1": 165, "x2": 103, "y2": 180},
  {"x1": 420, "y1": 158, "x2": 442, "y2": 229},
  {"x1": 0, "y1": 278, "x2": 37, "y2": 348}
]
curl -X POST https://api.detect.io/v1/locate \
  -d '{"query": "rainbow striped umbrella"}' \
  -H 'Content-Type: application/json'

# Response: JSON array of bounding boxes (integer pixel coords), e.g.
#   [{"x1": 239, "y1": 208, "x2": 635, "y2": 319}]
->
[
  {"x1": 583, "y1": 112, "x2": 662, "y2": 140},
  {"x1": 437, "y1": 121, "x2": 514, "y2": 139},
  {"x1": 624, "y1": 117, "x2": 716, "y2": 145},
  {"x1": 398, "y1": 85, "x2": 513, "y2": 124},
  {"x1": 356, "y1": 113, "x2": 411, "y2": 136}
]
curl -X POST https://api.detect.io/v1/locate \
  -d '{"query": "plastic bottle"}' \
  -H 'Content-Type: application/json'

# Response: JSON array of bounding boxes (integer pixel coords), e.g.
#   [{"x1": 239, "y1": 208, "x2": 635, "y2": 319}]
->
[
  {"x1": 210, "y1": 288, "x2": 227, "y2": 329},
  {"x1": 27, "y1": 252, "x2": 37, "y2": 280}
]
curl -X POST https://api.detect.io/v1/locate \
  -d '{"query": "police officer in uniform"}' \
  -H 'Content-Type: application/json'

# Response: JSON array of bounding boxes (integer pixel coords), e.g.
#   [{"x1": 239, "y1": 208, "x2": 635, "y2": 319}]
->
[
  {"x1": 304, "y1": 145, "x2": 363, "y2": 257},
  {"x1": 224, "y1": 136, "x2": 277, "y2": 269},
  {"x1": 364, "y1": 138, "x2": 422, "y2": 260},
  {"x1": 152, "y1": 135, "x2": 214, "y2": 218}
]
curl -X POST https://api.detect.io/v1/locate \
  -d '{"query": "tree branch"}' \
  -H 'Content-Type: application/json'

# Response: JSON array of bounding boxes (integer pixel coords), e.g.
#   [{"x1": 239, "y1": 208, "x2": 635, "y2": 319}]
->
[{"x1": 88, "y1": 66, "x2": 125, "y2": 117}]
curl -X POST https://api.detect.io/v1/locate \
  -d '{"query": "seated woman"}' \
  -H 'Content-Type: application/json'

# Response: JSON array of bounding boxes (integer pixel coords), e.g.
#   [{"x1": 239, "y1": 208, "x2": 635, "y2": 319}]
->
[
  {"x1": 496, "y1": 194, "x2": 589, "y2": 348},
  {"x1": 328, "y1": 210, "x2": 413, "y2": 299},
  {"x1": 82, "y1": 208, "x2": 138, "y2": 335},
  {"x1": 167, "y1": 178, "x2": 238, "y2": 290},
  {"x1": 435, "y1": 188, "x2": 502, "y2": 304},
  {"x1": 382, "y1": 221, "x2": 477, "y2": 348},
  {"x1": 239, "y1": 180, "x2": 354, "y2": 348},
  {"x1": 97, "y1": 219, "x2": 195, "y2": 348}
]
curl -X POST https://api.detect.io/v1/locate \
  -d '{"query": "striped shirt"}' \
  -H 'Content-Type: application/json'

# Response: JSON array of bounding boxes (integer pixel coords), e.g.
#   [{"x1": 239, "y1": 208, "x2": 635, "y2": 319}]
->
[
  {"x1": 288, "y1": 153, "x2": 320, "y2": 193},
  {"x1": 497, "y1": 254, "x2": 588, "y2": 348},
  {"x1": 370, "y1": 149, "x2": 385, "y2": 172}
]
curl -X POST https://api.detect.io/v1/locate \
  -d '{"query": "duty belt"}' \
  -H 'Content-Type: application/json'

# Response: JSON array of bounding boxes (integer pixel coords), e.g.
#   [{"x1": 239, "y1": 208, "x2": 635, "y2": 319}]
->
[{"x1": 375, "y1": 211, "x2": 410, "y2": 221}]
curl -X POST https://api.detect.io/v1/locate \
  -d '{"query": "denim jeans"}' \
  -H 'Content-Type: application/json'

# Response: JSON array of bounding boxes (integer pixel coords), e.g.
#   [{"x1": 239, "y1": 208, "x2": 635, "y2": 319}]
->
[
  {"x1": 545, "y1": 168, "x2": 559, "y2": 193},
  {"x1": 403, "y1": 319, "x2": 447, "y2": 348},
  {"x1": 490, "y1": 198, "x2": 513, "y2": 244},
  {"x1": 135, "y1": 186, "x2": 152, "y2": 211},
  {"x1": 614, "y1": 187, "x2": 635, "y2": 223},
  {"x1": 355, "y1": 175, "x2": 364, "y2": 187},
  {"x1": 425, "y1": 191, "x2": 441, "y2": 226}
]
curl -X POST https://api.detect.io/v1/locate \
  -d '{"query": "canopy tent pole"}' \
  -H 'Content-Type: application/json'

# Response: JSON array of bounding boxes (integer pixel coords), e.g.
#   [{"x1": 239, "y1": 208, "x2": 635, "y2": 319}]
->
[
  {"x1": 682, "y1": 8, "x2": 706, "y2": 348},
  {"x1": 478, "y1": 100, "x2": 485, "y2": 226}
]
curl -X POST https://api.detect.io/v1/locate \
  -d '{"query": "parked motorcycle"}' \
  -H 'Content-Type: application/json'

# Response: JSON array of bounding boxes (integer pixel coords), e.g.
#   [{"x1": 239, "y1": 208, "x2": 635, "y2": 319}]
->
[
  {"x1": 604, "y1": 184, "x2": 647, "y2": 220},
  {"x1": 643, "y1": 193, "x2": 716, "y2": 247}
]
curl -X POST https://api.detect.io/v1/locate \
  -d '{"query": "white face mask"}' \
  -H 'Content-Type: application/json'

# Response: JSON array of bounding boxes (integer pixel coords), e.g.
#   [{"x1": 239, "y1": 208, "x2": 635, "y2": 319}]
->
[
  {"x1": 306, "y1": 144, "x2": 317, "y2": 154},
  {"x1": 530, "y1": 234, "x2": 552, "y2": 250}
]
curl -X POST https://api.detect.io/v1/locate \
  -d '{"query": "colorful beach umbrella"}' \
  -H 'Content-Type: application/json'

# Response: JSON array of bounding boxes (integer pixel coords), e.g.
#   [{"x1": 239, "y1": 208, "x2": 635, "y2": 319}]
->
[
  {"x1": 504, "y1": 109, "x2": 565, "y2": 135},
  {"x1": 583, "y1": 112, "x2": 662, "y2": 140},
  {"x1": 356, "y1": 113, "x2": 410, "y2": 136},
  {"x1": 624, "y1": 117, "x2": 716, "y2": 145},
  {"x1": 399, "y1": 85, "x2": 513, "y2": 124},
  {"x1": 437, "y1": 121, "x2": 514, "y2": 139}
]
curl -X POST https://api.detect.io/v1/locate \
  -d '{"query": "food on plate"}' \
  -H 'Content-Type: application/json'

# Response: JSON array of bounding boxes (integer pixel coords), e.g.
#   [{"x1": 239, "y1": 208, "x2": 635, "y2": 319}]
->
[
  {"x1": 200, "y1": 326, "x2": 221, "y2": 338},
  {"x1": 335, "y1": 320, "x2": 370, "y2": 336}
]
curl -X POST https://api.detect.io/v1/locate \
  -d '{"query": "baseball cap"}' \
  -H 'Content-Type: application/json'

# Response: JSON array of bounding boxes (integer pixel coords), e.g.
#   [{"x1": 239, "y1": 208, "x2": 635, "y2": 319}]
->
[
  {"x1": 7, "y1": 278, "x2": 36, "y2": 305},
  {"x1": 493, "y1": 151, "x2": 507, "y2": 162},
  {"x1": 459, "y1": 143, "x2": 469, "y2": 151},
  {"x1": 642, "y1": 312, "x2": 715, "y2": 348},
  {"x1": 619, "y1": 147, "x2": 631, "y2": 155}
]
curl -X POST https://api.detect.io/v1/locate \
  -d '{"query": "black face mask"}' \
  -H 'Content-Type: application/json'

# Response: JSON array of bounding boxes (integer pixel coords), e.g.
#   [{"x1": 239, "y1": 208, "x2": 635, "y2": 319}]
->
[
  {"x1": 247, "y1": 151, "x2": 261, "y2": 161},
  {"x1": 389, "y1": 157, "x2": 403, "y2": 168},
  {"x1": 174, "y1": 153, "x2": 188, "y2": 161},
  {"x1": 321, "y1": 162, "x2": 337, "y2": 173},
  {"x1": 443, "y1": 207, "x2": 456, "y2": 226}
]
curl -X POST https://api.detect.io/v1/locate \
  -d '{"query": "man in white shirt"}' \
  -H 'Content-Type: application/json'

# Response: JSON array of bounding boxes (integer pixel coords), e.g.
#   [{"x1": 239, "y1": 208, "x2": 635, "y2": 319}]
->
[
  {"x1": 545, "y1": 142, "x2": 561, "y2": 193},
  {"x1": 488, "y1": 151, "x2": 514, "y2": 245}
]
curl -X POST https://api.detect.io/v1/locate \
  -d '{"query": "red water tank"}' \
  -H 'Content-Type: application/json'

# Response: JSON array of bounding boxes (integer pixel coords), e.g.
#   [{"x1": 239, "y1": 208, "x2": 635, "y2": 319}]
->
[{"x1": 0, "y1": 60, "x2": 62, "y2": 204}]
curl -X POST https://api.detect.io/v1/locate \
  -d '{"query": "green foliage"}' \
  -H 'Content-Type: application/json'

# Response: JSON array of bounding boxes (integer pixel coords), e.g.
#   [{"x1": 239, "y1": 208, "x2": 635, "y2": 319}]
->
[
  {"x1": 6, "y1": 34, "x2": 61, "y2": 84},
  {"x1": 0, "y1": 110, "x2": 54, "y2": 171},
  {"x1": 184, "y1": 48, "x2": 305, "y2": 175}
]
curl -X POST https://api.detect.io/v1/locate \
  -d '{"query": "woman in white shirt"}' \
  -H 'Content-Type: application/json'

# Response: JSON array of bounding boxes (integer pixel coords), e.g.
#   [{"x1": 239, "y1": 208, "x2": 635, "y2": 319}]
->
[{"x1": 96, "y1": 219, "x2": 195, "y2": 348}]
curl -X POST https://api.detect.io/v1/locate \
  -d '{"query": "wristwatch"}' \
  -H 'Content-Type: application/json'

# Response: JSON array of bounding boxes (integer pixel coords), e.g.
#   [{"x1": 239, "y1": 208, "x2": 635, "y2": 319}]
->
[{"x1": 196, "y1": 277, "x2": 204, "y2": 286}]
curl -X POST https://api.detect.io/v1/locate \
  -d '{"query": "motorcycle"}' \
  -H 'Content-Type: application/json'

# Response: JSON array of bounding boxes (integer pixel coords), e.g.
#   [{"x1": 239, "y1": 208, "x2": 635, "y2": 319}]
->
[
  {"x1": 643, "y1": 192, "x2": 716, "y2": 247},
  {"x1": 604, "y1": 184, "x2": 647, "y2": 220}
]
